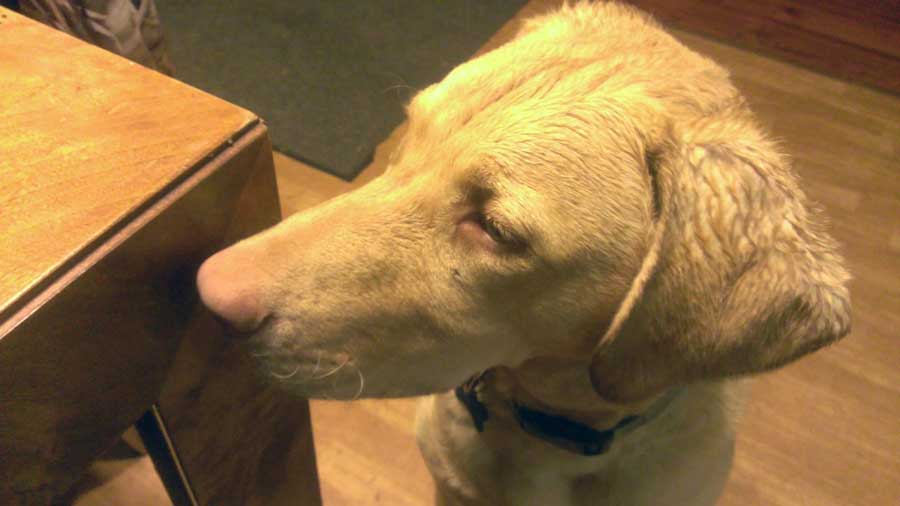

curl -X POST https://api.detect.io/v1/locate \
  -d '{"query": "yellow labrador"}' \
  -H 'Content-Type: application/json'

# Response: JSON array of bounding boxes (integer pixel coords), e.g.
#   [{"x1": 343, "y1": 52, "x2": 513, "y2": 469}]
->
[{"x1": 197, "y1": 3, "x2": 851, "y2": 505}]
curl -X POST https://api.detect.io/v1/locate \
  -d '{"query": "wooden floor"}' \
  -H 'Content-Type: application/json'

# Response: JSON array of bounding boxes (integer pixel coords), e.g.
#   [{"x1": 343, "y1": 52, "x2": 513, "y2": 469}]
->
[{"x1": 67, "y1": 1, "x2": 898, "y2": 505}]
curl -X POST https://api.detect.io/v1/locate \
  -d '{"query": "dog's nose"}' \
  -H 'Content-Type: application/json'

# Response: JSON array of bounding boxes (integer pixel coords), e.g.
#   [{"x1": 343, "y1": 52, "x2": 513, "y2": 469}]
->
[{"x1": 196, "y1": 247, "x2": 271, "y2": 336}]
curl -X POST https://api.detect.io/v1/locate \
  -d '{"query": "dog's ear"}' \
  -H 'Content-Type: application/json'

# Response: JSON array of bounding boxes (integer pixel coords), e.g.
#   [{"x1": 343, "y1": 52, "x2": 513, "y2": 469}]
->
[{"x1": 589, "y1": 109, "x2": 851, "y2": 403}]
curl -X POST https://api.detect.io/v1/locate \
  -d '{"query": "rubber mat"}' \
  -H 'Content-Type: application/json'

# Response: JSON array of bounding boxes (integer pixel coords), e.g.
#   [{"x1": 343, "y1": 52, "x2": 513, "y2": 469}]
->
[{"x1": 158, "y1": 0, "x2": 528, "y2": 180}]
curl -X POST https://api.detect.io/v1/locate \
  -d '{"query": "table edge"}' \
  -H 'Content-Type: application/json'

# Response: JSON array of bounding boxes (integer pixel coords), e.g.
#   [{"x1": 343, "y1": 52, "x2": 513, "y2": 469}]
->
[{"x1": 0, "y1": 119, "x2": 264, "y2": 339}]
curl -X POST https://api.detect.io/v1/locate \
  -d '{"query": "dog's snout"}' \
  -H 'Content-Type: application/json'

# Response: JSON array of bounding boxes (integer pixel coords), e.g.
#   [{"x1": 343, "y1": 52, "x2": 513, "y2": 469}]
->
[{"x1": 197, "y1": 247, "x2": 271, "y2": 336}]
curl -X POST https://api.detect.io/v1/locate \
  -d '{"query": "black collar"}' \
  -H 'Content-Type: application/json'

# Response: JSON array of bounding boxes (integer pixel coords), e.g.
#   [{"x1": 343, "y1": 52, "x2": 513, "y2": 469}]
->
[{"x1": 454, "y1": 372, "x2": 680, "y2": 457}]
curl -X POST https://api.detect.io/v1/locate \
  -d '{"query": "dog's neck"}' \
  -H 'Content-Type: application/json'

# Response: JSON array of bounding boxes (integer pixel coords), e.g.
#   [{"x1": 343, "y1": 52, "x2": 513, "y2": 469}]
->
[
  {"x1": 484, "y1": 355, "x2": 660, "y2": 431},
  {"x1": 454, "y1": 356, "x2": 678, "y2": 456}
]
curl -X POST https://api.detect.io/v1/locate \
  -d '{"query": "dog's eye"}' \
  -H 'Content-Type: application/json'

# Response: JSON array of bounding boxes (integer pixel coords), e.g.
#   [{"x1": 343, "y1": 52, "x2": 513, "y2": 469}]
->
[
  {"x1": 479, "y1": 214, "x2": 528, "y2": 253},
  {"x1": 479, "y1": 214, "x2": 511, "y2": 244},
  {"x1": 457, "y1": 213, "x2": 526, "y2": 253}
]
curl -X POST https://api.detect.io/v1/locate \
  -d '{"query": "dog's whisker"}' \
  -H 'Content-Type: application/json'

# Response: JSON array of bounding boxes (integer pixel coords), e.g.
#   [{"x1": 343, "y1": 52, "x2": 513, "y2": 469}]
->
[
  {"x1": 351, "y1": 368, "x2": 365, "y2": 401},
  {"x1": 383, "y1": 83, "x2": 411, "y2": 93},
  {"x1": 271, "y1": 365, "x2": 301, "y2": 381},
  {"x1": 308, "y1": 351, "x2": 322, "y2": 379},
  {"x1": 312, "y1": 355, "x2": 350, "y2": 380}
]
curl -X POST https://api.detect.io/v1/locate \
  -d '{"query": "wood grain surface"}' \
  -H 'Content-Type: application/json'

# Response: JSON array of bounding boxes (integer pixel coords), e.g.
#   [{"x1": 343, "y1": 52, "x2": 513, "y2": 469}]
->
[
  {"x1": 623, "y1": 0, "x2": 900, "y2": 95},
  {"x1": 0, "y1": 9, "x2": 320, "y2": 505},
  {"x1": 0, "y1": 7, "x2": 255, "y2": 327},
  {"x1": 0, "y1": 123, "x2": 263, "y2": 504}
]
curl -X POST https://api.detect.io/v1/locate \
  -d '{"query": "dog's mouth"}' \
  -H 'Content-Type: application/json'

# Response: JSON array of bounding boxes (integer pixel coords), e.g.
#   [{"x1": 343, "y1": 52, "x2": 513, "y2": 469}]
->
[
  {"x1": 207, "y1": 310, "x2": 275, "y2": 342},
  {"x1": 243, "y1": 329, "x2": 368, "y2": 400}
]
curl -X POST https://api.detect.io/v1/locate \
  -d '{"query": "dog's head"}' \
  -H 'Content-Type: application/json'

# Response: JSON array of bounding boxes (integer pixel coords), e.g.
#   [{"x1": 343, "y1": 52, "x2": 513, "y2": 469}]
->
[{"x1": 197, "y1": 4, "x2": 850, "y2": 402}]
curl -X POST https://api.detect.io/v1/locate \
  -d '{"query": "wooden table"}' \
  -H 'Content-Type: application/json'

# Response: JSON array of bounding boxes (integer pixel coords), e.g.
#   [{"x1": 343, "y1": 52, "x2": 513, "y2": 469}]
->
[{"x1": 0, "y1": 8, "x2": 322, "y2": 505}]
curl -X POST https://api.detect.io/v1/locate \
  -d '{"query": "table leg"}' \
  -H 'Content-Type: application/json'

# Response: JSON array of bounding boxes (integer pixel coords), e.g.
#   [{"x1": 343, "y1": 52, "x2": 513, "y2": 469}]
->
[{"x1": 135, "y1": 405, "x2": 199, "y2": 506}]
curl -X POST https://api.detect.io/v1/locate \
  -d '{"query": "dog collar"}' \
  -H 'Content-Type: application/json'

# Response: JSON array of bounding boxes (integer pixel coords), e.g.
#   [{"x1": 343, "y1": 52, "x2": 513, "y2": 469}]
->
[{"x1": 454, "y1": 372, "x2": 681, "y2": 457}]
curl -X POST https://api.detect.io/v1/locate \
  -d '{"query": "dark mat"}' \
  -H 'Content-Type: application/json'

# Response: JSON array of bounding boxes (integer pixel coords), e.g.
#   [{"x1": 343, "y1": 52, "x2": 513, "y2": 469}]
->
[{"x1": 157, "y1": 0, "x2": 528, "y2": 180}]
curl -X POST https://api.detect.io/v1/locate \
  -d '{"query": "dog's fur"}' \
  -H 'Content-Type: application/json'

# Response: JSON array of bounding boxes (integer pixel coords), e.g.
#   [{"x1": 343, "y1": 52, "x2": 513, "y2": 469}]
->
[{"x1": 196, "y1": 3, "x2": 851, "y2": 505}]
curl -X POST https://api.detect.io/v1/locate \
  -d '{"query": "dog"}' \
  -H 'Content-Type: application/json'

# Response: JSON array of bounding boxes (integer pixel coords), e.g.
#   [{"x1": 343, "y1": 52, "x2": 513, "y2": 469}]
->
[{"x1": 196, "y1": 3, "x2": 851, "y2": 504}]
